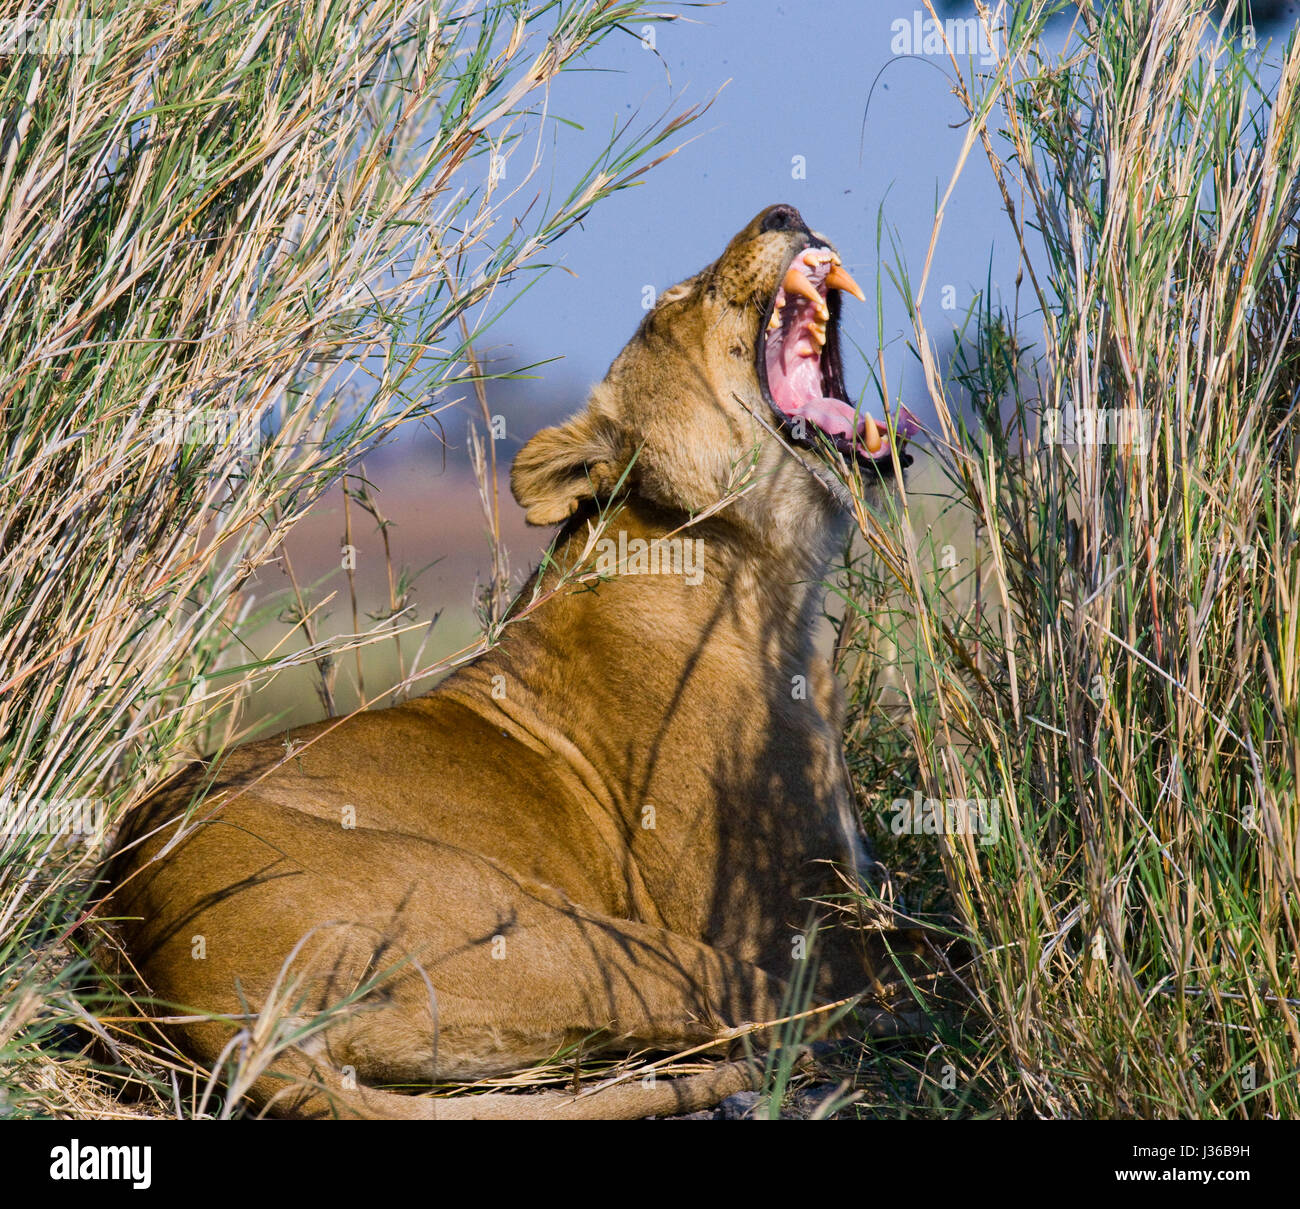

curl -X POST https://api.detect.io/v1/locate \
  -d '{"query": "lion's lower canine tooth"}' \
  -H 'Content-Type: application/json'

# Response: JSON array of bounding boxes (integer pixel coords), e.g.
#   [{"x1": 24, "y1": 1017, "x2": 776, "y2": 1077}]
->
[
  {"x1": 768, "y1": 311, "x2": 781, "y2": 330},
  {"x1": 826, "y1": 264, "x2": 866, "y2": 302},
  {"x1": 863, "y1": 413, "x2": 882, "y2": 453}
]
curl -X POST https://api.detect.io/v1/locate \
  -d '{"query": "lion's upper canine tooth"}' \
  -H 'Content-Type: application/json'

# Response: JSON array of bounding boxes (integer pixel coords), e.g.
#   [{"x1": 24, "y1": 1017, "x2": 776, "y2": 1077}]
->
[
  {"x1": 826, "y1": 264, "x2": 866, "y2": 302},
  {"x1": 782, "y1": 265, "x2": 827, "y2": 318}
]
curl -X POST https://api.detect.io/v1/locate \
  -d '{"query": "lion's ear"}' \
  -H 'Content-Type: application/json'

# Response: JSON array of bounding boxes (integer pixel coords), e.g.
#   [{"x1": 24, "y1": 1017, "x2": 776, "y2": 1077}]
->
[{"x1": 510, "y1": 409, "x2": 632, "y2": 526}]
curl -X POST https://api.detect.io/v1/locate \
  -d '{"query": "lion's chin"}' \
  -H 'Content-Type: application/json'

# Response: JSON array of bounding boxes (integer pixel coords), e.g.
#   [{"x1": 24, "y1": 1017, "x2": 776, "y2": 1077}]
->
[{"x1": 757, "y1": 244, "x2": 916, "y2": 474}]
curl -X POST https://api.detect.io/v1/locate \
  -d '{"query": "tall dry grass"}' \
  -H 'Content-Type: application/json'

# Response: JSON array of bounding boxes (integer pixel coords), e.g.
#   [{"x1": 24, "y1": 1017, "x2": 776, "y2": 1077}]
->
[
  {"x1": 0, "y1": 0, "x2": 696, "y2": 1117},
  {"x1": 840, "y1": 0, "x2": 1300, "y2": 1117}
]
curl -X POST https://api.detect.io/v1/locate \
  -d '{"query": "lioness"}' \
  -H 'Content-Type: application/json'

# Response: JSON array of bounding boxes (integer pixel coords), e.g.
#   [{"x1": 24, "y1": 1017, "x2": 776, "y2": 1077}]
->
[{"x1": 109, "y1": 204, "x2": 920, "y2": 1119}]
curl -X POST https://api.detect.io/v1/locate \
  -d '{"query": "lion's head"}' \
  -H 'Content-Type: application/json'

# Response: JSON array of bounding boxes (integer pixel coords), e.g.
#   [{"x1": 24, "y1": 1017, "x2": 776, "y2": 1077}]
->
[{"x1": 511, "y1": 204, "x2": 914, "y2": 545}]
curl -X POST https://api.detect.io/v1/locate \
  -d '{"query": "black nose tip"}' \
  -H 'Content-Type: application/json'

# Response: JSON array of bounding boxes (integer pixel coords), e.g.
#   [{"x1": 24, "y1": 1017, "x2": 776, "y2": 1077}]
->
[{"x1": 760, "y1": 204, "x2": 810, "y2": 235}]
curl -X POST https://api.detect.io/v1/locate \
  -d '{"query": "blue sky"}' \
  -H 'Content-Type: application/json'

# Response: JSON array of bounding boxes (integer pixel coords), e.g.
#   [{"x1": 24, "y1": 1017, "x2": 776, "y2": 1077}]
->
[
  {"x1": 451, "y1": 1, "x2": 1018, "y2": 443},
  {"x1": 439, "y1": 0, "x2": 1296, "y2": 463}
]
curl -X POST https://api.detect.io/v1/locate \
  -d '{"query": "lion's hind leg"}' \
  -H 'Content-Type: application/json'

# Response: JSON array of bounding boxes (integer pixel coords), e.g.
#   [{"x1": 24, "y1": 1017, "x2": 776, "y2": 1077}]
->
[{"x1": 242, "y1": 897, "x2": 795, "y2": 1119}]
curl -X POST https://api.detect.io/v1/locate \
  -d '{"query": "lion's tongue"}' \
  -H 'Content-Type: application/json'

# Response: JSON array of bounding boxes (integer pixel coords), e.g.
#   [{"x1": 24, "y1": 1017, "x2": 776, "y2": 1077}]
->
[
  {"x1": 797, "y1": 394, "x2": 864, "y2": 436},
  {"x1": 766, "y1": 333, "x2": 893, "y2": 458}
]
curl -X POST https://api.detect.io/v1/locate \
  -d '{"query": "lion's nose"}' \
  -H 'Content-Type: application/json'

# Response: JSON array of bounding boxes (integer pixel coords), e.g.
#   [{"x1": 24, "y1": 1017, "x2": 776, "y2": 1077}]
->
[{"x1": 760, "y1": 204, "x2": 811, "y2": 236}]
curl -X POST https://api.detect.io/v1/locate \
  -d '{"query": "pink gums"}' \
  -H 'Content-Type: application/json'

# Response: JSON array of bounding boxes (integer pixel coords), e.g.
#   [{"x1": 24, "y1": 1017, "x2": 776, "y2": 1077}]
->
[{"x1": 763, "y1": 249, "x2": 916, "y2": 460}]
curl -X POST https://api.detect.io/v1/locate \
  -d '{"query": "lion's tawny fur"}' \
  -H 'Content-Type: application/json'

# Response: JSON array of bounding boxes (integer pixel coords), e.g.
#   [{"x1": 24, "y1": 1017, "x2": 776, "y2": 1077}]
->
[{"x1": 109, "y1": 205, "x2": 918, "y2": 1119}]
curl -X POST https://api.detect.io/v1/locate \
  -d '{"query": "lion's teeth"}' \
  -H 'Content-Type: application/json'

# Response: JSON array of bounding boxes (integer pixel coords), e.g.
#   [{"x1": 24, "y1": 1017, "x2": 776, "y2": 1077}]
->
[
  {"x1": 809, "y1": 320, "x2": 826, "y2": 348},
  {"x1": 826, "y1": 264, "x2": 866, "y2": 302},
  {"x1": 782, "y1": 266, "x2": 826, "y2": 316},
  {"x1": 863, "y1": 413, "x2": 883, "y2": 453},
  {"x1": 796, "y1": 340, "x2": 815, "y2": 357},
  {"x1": 768, "y1": 310, "x2": 781, "y2": 330}
]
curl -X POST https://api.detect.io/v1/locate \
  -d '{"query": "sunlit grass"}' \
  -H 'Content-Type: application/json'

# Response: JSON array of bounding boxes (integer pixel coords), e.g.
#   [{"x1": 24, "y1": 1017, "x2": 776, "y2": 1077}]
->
[
  {"x1": 0, "y1": 0, "x2": 697, "y2": 1118},
  {"x1": 837, "y1": 0, "x2": 1300, "y2": 1118}
]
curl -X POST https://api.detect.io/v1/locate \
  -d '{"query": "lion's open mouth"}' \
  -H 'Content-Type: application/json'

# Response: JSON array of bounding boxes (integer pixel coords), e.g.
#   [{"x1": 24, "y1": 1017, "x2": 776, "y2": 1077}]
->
[{"x1": 758, "y1": 245, "x2": 916, "y2": 468}]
